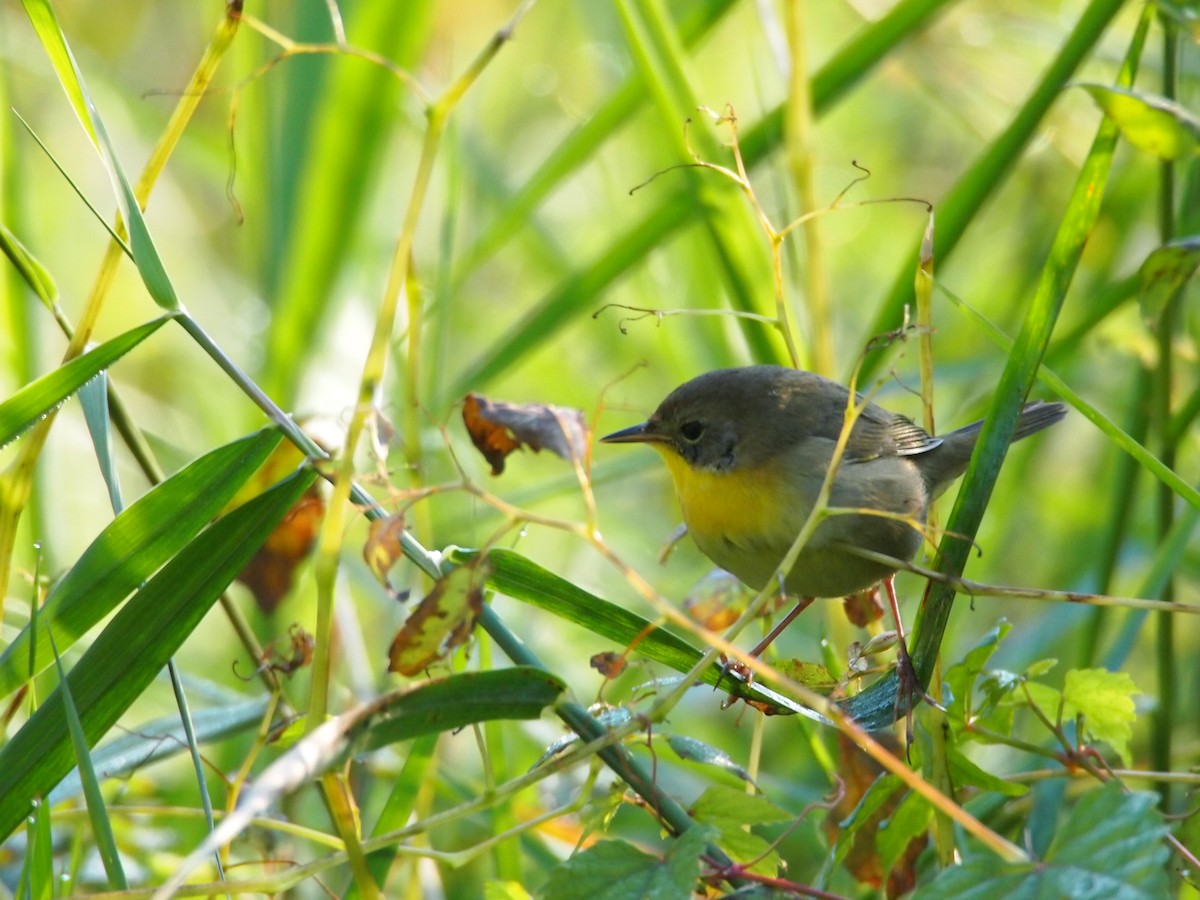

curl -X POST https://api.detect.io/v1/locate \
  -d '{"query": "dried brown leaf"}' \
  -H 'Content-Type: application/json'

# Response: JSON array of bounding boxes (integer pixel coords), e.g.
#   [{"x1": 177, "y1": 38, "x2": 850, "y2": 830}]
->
[{"x1": 462, "y1": 392, "x2": 588, "y2": 475}]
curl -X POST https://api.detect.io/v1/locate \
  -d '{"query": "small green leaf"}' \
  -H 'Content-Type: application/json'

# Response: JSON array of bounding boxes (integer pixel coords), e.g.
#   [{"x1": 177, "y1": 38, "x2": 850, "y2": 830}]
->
[
  {"x1": 690, "y1": 784, "x2": 790, "y2": 877},
  {"x1": 690, "y1": 784, "x2": 790, "y2": 827},
  {"x1": 826, "y1": 773, "x2": 903, "y2": 875},
  {"x1": 1062, "y1": 668, "x2": 1139, "y2": 761},
  {"x1": 1137, "y1": 235, "x2": 1200, "y2": 323},
  {"x1": 79, "y1": 373, "x2": 121, "y2": 513},
  {"x1": 541, "y1": 826, "x2": 715, "y2": 900},
  {"x1": 945, "y1": 745, "x2": 1027, "y2": 798},
  {"x1": 877, "y1": 789, "x2": 932, "y2": 883},
  {"x1": 1079, "y1": 83, "x2": 1200, "y2": 159},
  {"x1": 944, "y1": 620, "x2": 1012, "y2": 720}
]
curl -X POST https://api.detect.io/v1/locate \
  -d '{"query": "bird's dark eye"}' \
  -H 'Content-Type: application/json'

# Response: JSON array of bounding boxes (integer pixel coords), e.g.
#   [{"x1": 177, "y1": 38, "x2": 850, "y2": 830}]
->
[{"x1": 679, "y1": 420, "x2": 704, "y2": 442}]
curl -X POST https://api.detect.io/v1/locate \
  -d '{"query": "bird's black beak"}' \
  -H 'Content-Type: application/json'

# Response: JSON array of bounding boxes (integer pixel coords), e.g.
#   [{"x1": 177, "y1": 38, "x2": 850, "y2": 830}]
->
[{"x1": 600, "y1": 422, "x2": 664, "y2": 444}]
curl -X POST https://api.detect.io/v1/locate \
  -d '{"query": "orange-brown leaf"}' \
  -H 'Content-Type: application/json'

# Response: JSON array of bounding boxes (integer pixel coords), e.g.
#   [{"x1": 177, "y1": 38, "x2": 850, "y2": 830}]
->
[
  {"x1": 462, "y1": 392, "x2": 588, "y2": 475},
  {"x1": 236, "y1": 486, "x2": 323, "y2": 614},
  {"x1": 387, "y1": 559, "x2": 490, "y2": 676}
]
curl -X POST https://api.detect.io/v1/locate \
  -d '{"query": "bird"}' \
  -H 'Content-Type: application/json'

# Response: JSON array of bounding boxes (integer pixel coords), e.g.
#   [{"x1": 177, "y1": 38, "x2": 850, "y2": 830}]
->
[{"x1": 601, "y1": 364, "x2": 1066, "y2": 665}]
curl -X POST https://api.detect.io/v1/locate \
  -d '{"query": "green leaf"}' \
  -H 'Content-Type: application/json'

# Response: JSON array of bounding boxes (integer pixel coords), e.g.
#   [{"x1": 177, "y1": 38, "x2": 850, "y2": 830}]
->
[
  {"x1": 690, "y1": 784, "x2": 790, "y2": 877},
  {"x1": 922, "y1": 782, "x2": 1168, "y2": 898},
  {"x1": 945, "y1": 745, "x2": 1027, "y2": 798},
  {"x1": 0, "y1": 467, "x2": 316, "y2": 841},
  {"x1": 1079, "y1": 83, "x2": 1200, "y2": 160},
  {"x1": 1137, "y1": 235, "x2": 1200, "y2": 323},
  {"x1": 0, "y1": 315, "x2": 172, "y2": 449},
  {"x1": 0, "y1": 221, "x2": 58, "y2": 307},
  {"x1": 1061, "y1": 668, "x2": 1140, "y2": 761},
  {"x1": 877, "y1": 789, "x2": 932, "y2": 883},
  {"x1": 690, "y1": 784, "x2": 790, "y2": 827},
  {"x1": 541, "y1": 825, "x2": 716, "y2": 900},
  {"x1": 79, "y1": 373, "x2": 121, "y2": 512},
  {"x1": 22, "y1": 0, "x2": 178, "y2": 308},
  {"x1": 826, "y1": 773, "x2": 904, "y2": 876},
  {"x1": 0, "y1": 428, "x2": 283, "y2": 699},
  {"x1": 51, "y1": 636, "x2": 127, "y2": 890},
  {"x1": 358, "y1": 668, "x2": 566, "y2": 751},
  {"x1": 944, "y1": 620, "x2": 1012, "y2": 721}
]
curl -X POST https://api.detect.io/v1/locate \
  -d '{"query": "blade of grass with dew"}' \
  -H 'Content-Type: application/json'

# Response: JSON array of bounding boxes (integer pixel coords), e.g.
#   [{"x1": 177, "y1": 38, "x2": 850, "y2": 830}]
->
[
  {"x1": 0, "y1": 315, "x2": 172, "y2": 449},
  {"x1": 0, "y1": 427, "x2": 282, "y2": 699},
  {"x1": 0, "y1": 466, "x2": 317, "y2": 841}
]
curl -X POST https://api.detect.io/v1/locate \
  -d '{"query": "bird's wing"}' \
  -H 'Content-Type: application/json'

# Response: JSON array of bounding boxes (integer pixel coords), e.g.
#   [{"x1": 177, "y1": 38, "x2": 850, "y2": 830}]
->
[{"x1": 845, "y1": 408, "x2": 942, "y2": 461}]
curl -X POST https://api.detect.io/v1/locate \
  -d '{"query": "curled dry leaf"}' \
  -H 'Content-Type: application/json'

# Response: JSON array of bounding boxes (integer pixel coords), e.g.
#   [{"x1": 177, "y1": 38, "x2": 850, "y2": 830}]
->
[
  {"x1": 364, "y1": 513, "x2": 407, "y2": 593},
  {"x1": 387, "y1": 558, "x2": 491, "y2": 676},
  {"x1": 462, "y1": 392, "x2": 589, "y2": 475}
]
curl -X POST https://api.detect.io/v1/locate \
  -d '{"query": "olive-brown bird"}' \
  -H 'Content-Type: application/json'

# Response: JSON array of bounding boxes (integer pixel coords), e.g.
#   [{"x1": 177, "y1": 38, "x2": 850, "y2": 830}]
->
[{"x1": 602, "y1": 365, "x2": 1066, "y2": 653}]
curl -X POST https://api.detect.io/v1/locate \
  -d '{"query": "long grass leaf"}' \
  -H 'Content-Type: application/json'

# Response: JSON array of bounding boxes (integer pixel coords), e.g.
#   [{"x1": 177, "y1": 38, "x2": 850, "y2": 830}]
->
[
  {"x1": 0, "y1": 428, "x2": 282, "y2": 699},
  {"x1": 0, "y1": 467, "x2": 317, "y2": 841},
  {"x1": 0, "y1": 315, "x2": 172, "y2": 448}
]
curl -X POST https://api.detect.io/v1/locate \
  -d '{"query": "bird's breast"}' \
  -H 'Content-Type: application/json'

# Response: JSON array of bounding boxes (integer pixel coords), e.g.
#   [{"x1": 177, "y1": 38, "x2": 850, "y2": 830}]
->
[{"x1": 658, "y1": 451, "x2": 803, "y2": 548}]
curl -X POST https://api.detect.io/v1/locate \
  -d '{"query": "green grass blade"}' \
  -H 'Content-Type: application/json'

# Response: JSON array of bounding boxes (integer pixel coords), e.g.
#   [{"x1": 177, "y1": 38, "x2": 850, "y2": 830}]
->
[
  {"x1": 0, "y1": 466, "x2": 317, "y2": 841},
  {"x1": 0, "y1": 315, "x2": 172, "y2": 448},
  {"x1": 844, "y1": 1, "x2": 1151, "y2": 729},
  {"x1": 21, "y1": 0, "x2": 178, "y2": 309},
  {"x1": 261, "y1": 0, "x2": 435, "y2": 404},
  {"x1": 0, "y1": 428, "x2": 283, "y2": 699},
  {"x1": 855, "y1": 0, "x2": 1126, "y2": 383},
  {"x1": 79, "y1": 372, "x2": 121, "y2": 513},
  {"x1": 449, "y1": 547, "x2": 818, "y2": 718},
  {"x1": 51, "y1": 634, "x2": 128, "y2": 890}
]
